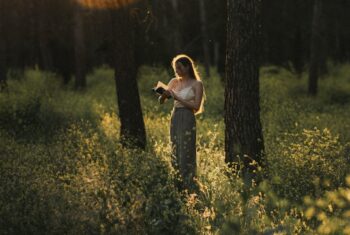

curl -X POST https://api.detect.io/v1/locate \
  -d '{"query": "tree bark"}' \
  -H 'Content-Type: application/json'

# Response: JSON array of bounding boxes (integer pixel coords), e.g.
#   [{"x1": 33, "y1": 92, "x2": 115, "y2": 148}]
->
[
  {"x1": 74, "y1": 3, "x2": 86, "y2": 90},
  {"x1": 334, "y1": 0, "x2": 348, "y2": 62},
  {"x1": 199, "y1": 0, "x2": 211, "y2": 77},
  {"x1": 292, "y1": 25, "x2": 303, "y2": 76},
  {"x1": 170, "y1": 0, "x2": 182, "y2": 54},
  {"x1": 111, "y1": 8, "x2": 146, "y2": 149},
  {"x1": 37, "y1": 0, "x2": 53, "y2": 71},
  {"x1": 308, "y1": 0, "x2": 323, "y2": 95},
  {"x1": 0, "y1": 0, "x2": 7, "y2": 91},
  {"x1": 214, "y1": 41, "x2": 220, "y2": 72},
  {"x1": 292, "y1": 0, "x2": 304, "y2": 76},
  {"x1": 225, "y1": 0, "x2": 265, "y2": 177}
]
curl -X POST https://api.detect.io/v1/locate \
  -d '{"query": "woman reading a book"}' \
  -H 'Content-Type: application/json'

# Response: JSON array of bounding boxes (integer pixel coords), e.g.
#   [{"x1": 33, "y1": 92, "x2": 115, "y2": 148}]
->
[{"x1": 158, "y1": 54, "x2": 205, "y2": 189}]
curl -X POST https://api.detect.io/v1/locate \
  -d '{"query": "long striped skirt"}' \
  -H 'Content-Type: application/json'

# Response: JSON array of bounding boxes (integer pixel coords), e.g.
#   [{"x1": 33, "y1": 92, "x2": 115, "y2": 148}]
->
[{"x1": 170, "y1": 107, "x2": 196, "y2": 187}]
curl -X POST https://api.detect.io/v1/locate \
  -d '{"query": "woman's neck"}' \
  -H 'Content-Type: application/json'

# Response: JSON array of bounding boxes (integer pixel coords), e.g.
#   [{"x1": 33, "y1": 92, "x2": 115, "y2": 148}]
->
[{"x1": 180, "y1": 74, "x2": 191, "y2": 81}]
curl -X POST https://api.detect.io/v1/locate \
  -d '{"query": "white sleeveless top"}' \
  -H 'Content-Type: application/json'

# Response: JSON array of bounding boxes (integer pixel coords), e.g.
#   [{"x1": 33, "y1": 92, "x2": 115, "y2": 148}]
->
[{"x1": 173, "y1": 85, "x2": 195, "y2": 108}]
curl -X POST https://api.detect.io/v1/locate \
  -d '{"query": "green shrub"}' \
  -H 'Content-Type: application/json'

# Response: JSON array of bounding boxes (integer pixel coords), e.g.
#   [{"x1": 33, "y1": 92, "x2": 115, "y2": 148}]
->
[
  {"x1": 270, "y1": 128, "x2": 348, "y2": 201},
  {"x1": 304, "y1": 176, "x2": 350, "y2": 234}
]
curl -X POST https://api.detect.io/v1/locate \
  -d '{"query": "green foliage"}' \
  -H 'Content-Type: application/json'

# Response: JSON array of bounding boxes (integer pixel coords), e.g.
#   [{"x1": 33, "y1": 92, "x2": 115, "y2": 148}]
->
[
  {"x1": 0, "y1": 69, "x2": 64, "y2": 140},
  {"x1": 304, "y1": 176, "x2": 350, "y2": 234},
  {"x1": 270, "y1": 128, "x2": 348, "y2": 201},
  {"x1": 1, "y1": 64, "x2": 350, "y2": 234}
]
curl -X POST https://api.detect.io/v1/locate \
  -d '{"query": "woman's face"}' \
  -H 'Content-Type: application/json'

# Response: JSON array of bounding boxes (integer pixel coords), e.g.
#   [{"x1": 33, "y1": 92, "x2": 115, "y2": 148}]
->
[{"x1": 175, "y1": 62, "x2": 189, "y2": 77}]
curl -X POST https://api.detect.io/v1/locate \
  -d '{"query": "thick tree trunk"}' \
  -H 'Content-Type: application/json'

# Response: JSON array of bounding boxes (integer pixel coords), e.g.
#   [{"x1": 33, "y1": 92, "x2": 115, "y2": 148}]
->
[
  {"x1": 225, "y1": 0, "x2": 265, "y2": 176},
  {"x1": 111, "y1": 9, "x2": 146, "y2": 149},
  {"x1": 308, "y1": 0, "x2": 323, "y2": 95},
  {"x1": 199, "y1": 0, "x2": 211, "y2": 77},
  {"x1": 74, "y1": 4, "x2": 86, "y2": 90}
]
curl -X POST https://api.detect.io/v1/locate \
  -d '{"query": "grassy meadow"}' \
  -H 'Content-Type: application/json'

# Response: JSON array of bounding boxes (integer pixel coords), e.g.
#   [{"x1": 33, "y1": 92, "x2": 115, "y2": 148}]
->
[{"x1": 1, "y1": 64, "x2": 350, "y2": 234}]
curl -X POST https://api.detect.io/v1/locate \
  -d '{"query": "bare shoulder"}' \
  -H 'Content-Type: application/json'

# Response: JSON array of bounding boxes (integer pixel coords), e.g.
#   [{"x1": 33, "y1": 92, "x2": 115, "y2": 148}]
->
[
  {"x1": 193, "y1": 80, "x2": 203, "y2": 89},
  {"x1": 168, "y1": 77, "x2": 178, "y2": 87}
]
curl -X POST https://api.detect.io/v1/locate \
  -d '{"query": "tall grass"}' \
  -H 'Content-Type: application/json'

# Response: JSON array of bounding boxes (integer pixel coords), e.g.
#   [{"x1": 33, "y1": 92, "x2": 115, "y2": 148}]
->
[{"x1": 1, "y1": 64, "x2": 350, "y2": 234}]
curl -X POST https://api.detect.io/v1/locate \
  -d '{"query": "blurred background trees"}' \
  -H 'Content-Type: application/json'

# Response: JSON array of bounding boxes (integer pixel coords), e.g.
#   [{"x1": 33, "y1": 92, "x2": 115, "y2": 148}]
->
[
  {"x1": 1, "y1": 1, "x2": 350, "y2": 233},
  {"x1": 0, "y1": 0, "x2": 348, "y2": 81},
  {"x1": 1, "y1": 0, "x2": 349, "y2": 152}
]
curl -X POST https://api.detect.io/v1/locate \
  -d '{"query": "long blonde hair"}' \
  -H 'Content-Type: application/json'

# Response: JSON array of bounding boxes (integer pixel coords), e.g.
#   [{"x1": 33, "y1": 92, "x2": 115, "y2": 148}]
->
[{"x1": 171, "y1": 54, "x2": 206, "y2": 115}]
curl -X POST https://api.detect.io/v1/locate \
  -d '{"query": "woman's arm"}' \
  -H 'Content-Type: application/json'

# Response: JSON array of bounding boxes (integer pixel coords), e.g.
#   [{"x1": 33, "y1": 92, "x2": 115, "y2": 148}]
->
[
  {"x1": 159, "y1": 78, "x2": 177, "y2": 104},
  {"x1": 170, "y1": 81, "x2": 203, "y2": 112}
]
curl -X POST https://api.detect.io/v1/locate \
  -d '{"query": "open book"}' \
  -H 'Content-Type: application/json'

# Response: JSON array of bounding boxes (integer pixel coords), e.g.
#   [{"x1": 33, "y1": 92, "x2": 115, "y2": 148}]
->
[{"x1": 152, "y1": 81, "x2": 171, "y2": 98}]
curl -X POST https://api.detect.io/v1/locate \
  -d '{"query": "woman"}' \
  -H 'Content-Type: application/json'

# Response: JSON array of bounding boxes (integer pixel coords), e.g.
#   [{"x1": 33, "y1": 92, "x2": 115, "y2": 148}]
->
[{"x1": 159, "y1": 54, "x2": 204, "y2": 189}]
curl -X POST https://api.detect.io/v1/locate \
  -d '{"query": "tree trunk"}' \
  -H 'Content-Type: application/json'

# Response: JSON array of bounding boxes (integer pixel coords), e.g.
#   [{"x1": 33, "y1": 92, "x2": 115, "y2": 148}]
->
[
  {"x1": 199, "y1": 0, "x2": 210, "y2": 77},
  {"x1": 74, "y1": 3, "x2": 86, "y2": 90},
  {"x1": 318, "y1": 1, "x2": 327, "y2": 76},
  {"x1": 111, "y1": 8, "x2": 146, "y2": 149},
  {"x1": 0, "y1": 45, "x2": 6, "y2": 91},
  {"x1": 37, "y1": 0, "x2": 53, "y2": 71},
  {"x1": 225, "y1": 0, "x2": 265, "y2": 177},
  {"x1": 0, "y1": 1, "x2": 7, "y2": 91},
  {"x1": 214, "y1": 41, "x2": 220, "y2": 72},
  {"x1": 170, "y1": 0, "x2": 182, "y2": 54},
  {"x1": 0, "y1": 53, "x2": 6, "y2": 91},
  {"x1": 334, "y1": 18, "x2": 341, "y2": 62},
  {"x1": 334, "y1": 0, "x2": 348, "y2": 62},
  {"x1": 308, "y1": 0, "x2": 323, "y2": 95},
  {"x1": 292, "y1": 26, "x2": 303, "y2": 76},
  {"x1": 292, "y1": 0, "x2": 303, "y2": 76},
  {"x1": 38, "y1": 22, "x2": 53, "y2": 70}
]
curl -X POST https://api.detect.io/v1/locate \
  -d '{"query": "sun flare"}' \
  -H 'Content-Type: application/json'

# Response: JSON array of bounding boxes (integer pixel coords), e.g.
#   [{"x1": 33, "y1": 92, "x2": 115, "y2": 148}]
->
[{"x1": 76, "y1": 0, "x2": 139, "y2": 9}]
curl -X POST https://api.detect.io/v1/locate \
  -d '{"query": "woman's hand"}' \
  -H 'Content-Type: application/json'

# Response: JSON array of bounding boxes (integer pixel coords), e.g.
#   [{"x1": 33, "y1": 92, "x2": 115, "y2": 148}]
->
[
  {"x1": 159, "y1": 90, "x2": 172, "y2": 104},
  {"x1": 163, "y1": 90, "x2": 172, "y2": 98}
]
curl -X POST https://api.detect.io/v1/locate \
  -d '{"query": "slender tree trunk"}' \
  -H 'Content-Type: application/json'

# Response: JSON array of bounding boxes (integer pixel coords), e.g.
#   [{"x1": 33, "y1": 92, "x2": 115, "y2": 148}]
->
[
  {"x1": 318, "y1": 1, "x2": 327, "y2": 76},
  {"x1": 38, "y1": 23, "x2": 53, "y2": 70},
  {"x1": 0, "y1": 44, "x2": 6, "y2": 91},
  {"x1": 334, "y1": 18, "x2": 341, "y2": 62},
  {"x1": 225, "y1": 0, "x2": 265, "y2": 177},
  {"x1": 336, "y1": 0, "x2": 349, "y2": 62},
  {"x1": 214, "y1": 41, "x2": 220, "y2": 72},
  {"x1": 111, "y1": 8, "x2": 146, "y2": 149},
  {"x1": 0, "y1": 52, "x2": 6, "y2": 91},
  {"x1": 199, "y1": 0, "x2": 210, "y2": 77},
  {"x1": 0, "y1": 1, "x2": 7, "y2": 91},
  {"x1": 36, "y1": 0, "x2": 53, "y2": 71},
  {"x1": 292, "y1": 0, "x2": 303, "y2": 76},
  {"x1": 308, "y1": 0, "x2": 323, "y2": 95},
  {"x1": 27, "y1": 0, "x2": 38, "y2": 68},
  {"x1": 292, "y1": 26, "x2": 303, "y2": 76},
  {"x1": 74, "y1": 3, "x2": 86, "y2": 90},
  {"x1": 170, "y1": 0, "x2": 182, "y2": 53}
]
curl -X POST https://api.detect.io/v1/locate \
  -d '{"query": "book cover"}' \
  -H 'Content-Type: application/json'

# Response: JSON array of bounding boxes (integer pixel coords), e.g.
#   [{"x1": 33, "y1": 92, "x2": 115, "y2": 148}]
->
[{"x1": 152, "y1": 81, "x2": 169, "y2": 96}]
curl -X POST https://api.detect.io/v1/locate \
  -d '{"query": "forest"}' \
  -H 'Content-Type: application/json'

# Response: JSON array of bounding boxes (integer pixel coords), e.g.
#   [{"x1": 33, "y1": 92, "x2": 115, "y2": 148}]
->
[{"x1": 1, "y1": 0, "x2": 350, "y2": 234}]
